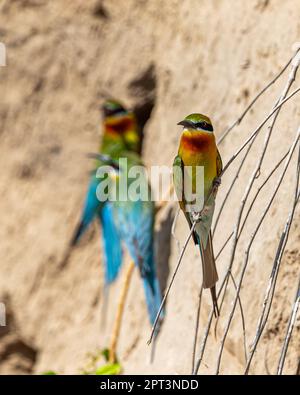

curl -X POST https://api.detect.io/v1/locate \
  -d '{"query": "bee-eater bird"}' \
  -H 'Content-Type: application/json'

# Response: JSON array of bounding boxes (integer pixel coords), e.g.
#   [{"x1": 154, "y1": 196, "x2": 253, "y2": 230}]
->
[
  {"x1": 106, "y1": 151, "x2": 163, "y2": 326},
  {"x1": 70, "y1": 99, "x2": 141, "y2": 286},
  {"x1": 173, "y1": 113, "x2": 222, "y2": 316}
]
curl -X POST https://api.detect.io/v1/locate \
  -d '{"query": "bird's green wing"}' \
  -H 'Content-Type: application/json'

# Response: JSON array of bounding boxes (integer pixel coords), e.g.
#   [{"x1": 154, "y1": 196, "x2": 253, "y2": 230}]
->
[
  {"x1": 173, "y1": 155, "x2": 198, "y2": 245},
  {"x1": 172, "y1": 155, "x2": 184, "y2": 209},
  {"x1": 216, "y1": 148, "x2": 223, "y2": 177}
]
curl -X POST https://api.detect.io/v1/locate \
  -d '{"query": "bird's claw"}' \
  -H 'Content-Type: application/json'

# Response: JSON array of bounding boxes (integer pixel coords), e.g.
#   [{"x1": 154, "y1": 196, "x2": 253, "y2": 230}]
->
[
  {"x1": 213, "y1": 177, "x2": 221, "y2": 188},
  {"x1": 192, "y1": 212, "x2": 202, "y2": 223}
]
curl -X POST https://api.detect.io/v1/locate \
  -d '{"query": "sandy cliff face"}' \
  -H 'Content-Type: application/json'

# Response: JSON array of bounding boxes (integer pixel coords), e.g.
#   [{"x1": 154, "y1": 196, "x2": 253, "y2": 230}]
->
[{"x1": 0, "y1": 0, "x2": 299, "y2": 374}]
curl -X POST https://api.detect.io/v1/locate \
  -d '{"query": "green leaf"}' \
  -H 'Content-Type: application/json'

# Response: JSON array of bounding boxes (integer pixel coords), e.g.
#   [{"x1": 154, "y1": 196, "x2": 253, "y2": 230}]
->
[{"x1": 95, "y1": 363, "x2": 121, "y2": 375}]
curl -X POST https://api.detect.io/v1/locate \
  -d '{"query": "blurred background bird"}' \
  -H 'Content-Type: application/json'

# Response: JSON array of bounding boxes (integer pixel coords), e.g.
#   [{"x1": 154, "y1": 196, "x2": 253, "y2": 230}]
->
[
  {"x1": 106, "y1": 151, "x2": 163, "y2": 328},
  {"x1": 66, "y1": 97, "x2": 163, "y2": 352},
  {"x1": 67, "y1": 99, "x2": 141, "y2": 289},
  {"x1": 173, "y1": 113, "x2": 222, "y2": 316}
]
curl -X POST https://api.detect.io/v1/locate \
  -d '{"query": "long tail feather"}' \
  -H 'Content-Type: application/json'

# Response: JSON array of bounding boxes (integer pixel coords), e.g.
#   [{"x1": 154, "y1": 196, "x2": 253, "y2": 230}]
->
[
  {"x1": 210, "y1": 286, "x2": 219, "y2": 317},
  {"x1": 98, "y1": 204, "x2": 123, "y2": 285},
  {"x1": 142, "y1": 276, "x2": 164, "y2": 326},
  {"x1": 198, "y1": 231, "x2": 219, "y2": 316},
  {"x1": 71, "y1": 177, "x2": 100, "y2": 246}
]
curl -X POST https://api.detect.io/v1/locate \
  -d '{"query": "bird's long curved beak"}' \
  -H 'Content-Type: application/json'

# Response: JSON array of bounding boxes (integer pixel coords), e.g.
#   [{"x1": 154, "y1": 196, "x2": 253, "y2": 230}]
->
[{"x1": 177, "y1": 120, "x2": 194, "y2": 128}]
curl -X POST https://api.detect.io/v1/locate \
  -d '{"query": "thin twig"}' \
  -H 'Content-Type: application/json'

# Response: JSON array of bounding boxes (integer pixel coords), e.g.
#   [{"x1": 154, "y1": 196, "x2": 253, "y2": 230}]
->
[
  {"x1": 222, "y1": 86, "x2": 300, "y2": 175},
  {"x1": 213, "y1": 274, "x2": 230, "y2": 335},
  {"x1": 277, "y1": 277, "x2": 300, "y2": 375},
  {"x1": 215, "y1": 232, "x2": 233, "y2": 261},
  {"x1": 191, "y1": 285, "x2": 203, "y2": 374},
  {"x1": 109, "y1": 260, "x2": 135, "y2": 363},
  {"x1": 217, "y1": 52, "x2": 298, "y2": 145}
]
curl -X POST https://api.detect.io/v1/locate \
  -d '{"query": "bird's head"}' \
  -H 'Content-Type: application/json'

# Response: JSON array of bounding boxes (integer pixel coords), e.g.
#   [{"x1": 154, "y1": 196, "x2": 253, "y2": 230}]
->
[
  {"x1": 177, "y1": 113, "x2": 213, "y2": 132},
  {"x1": 101, "y1": 99, "x2": 140, "y2": 152},
  {"x1": 102, "y1": 99, "x2": 128, "y2": 118}
]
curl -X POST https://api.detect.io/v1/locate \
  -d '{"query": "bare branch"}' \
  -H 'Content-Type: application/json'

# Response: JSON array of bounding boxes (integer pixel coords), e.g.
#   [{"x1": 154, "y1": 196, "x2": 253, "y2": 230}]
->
[
  {"x1": 244, "y1": 144, "x2": 300, "y2": 374},
  {"x1": 222, "y1": 86, "x2": 300, "y2": 175},
  {"x1": 217, "y1": 51, "x2": 298, "y2": 145},
  {"x1": 109, "y1": 260, "x2": 135, "y2": 363},
  {"x1": 277, "y1": 277, "x2": 300, "y2": 375},
  {"x1": 191, "y1": 285, "x2": 203, "y2": 374},
  {"x1": 215, "y1": 129, "x2": 300, "y2": 374}
]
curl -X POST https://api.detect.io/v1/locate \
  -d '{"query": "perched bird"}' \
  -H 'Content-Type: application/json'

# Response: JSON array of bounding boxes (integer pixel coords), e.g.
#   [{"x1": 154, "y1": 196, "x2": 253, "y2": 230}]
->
[
  {"x1": 70, "y1": 99, "x2": 141, "y2": 286},
  {"x1": 173, "y1": 113, "x2": 222, "y2": 316},
  {"x1": 106, "y1": 151, "x2": 163, "y2": 326}
]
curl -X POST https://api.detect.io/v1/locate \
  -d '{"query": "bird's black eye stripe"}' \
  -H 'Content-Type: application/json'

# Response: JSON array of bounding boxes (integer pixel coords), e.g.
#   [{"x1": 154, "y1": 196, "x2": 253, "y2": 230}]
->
[
  {"x1": 195, "y1": 122, "x2": 213, "y2": 131},
  {"x1": 103, "y1": 107, "x2": 126, "y2": 117}
]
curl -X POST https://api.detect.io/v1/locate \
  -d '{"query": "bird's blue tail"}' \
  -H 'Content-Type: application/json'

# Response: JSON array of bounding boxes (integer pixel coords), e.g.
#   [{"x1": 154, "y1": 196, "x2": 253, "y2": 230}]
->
[
  {"x1": 141, "y1": 254, "x2": 164, "y2": 326},
  {"x1": 98, "y1": 203, "x2": 123, "y2": 284},
  {"x1": 142, "y1": 276, "x2": 164, "y2": 326},
  {"x1": 72, "y1": 177, "x2": 99, "y2": 245}
]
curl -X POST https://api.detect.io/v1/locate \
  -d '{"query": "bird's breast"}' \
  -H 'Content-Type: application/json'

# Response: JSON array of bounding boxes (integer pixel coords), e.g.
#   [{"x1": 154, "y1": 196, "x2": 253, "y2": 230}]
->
[
  {"x1": 179, "y1": 130, "x2": 217, "y2": 165},
  {"x1": 180, "y1": 131, "x2": 212, "y2": 153},
  {"x1": 105, "y1": 117, "x2": 134, "y2": 135},
  {"x1": 179, "y1": 130, "x2": 218, "y2": 196}
]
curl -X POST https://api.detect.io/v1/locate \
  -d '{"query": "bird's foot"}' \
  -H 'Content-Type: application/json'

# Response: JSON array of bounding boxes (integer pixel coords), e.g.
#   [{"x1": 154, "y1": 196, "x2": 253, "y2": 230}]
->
[
  {"x1": 213, "y1": 176, "x2": 221, "y2": 188},
  {"x1": 191, "y1": 212, "x2": 202, "y2": 223}
]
